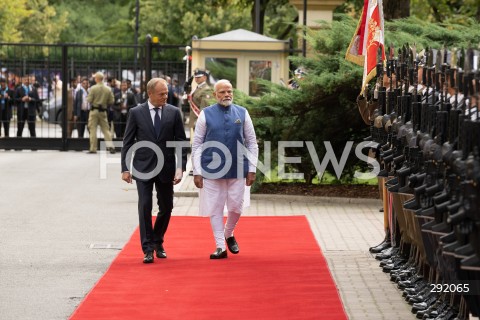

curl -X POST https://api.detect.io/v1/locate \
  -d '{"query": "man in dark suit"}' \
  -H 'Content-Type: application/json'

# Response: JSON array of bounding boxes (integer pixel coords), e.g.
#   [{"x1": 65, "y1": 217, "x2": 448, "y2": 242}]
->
[
  {"x1": 116, "y1": 80, "x2": 138, "y2": 138},
  {"x1": 0, "y1": 78, "x2": 13, "y2": 137},
  {"x1": 15, "y1": 75, "x2": 39, "y2": 137},
  {"x1": 74, "y1": 77, "x2": 90, "y2": 138},
  {"x1": 121, "y1": 78, "x2": 188, "y2": 264}
]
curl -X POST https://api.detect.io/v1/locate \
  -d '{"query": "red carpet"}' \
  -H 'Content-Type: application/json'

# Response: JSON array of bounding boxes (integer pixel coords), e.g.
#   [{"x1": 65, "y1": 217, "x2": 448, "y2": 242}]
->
[{"x1": 70, "y1": 216, "x2": 347, "y2": 320}]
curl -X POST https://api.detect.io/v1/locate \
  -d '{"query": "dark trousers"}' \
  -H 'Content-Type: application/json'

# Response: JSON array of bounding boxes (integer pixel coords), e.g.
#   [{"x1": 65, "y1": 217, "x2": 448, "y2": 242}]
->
[
  {"x1": 112, "y1": 110, "x2": 126, "y2": 138},
  {"x1": 136, "y1": 177, "x2": 174, "y2": 253},
  {"x1": 0, "y1": 107, "x2": 10, "y2": 136},
  {"x1": 77, "y1": 110, "x2": 89, "y2": 138},
  {"x1": 17, "y1": 108, "x2": 36, "y2": 137}
]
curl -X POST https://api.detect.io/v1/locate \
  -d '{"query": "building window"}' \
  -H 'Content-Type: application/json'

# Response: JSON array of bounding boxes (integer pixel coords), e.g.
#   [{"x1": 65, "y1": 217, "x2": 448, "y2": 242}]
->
[
  {"x1": 249, "y1": 60, "x2": 271, "y2": 96},
  {"x1": 205, "y1": 58, "x2": 237, "y2": 87}
]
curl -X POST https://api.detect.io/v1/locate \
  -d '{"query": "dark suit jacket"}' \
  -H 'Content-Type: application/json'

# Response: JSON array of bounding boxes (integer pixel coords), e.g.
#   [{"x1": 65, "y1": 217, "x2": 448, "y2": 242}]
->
[
  {"x1": 74, "y1": 88, "x2": 86, "y2": 117},
  {"x1": 121, "y1": 102, "x2": 188, "y2": 182},
  {"x1": 14, "y1": 85, "x2": 39, "y2": 117}
]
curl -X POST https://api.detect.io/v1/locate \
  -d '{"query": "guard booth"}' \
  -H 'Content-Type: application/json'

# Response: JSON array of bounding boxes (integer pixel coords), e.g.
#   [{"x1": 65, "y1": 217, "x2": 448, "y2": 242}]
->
[{"x1": 191, "y1": 29, "x2": 291, "y2": 96}]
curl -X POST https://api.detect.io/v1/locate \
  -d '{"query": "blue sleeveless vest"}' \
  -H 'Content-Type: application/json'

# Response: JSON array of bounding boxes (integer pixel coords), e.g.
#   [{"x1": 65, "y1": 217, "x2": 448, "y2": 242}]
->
[{"x1": 201, "y1": 103, "x2": 248, "y2": 179}]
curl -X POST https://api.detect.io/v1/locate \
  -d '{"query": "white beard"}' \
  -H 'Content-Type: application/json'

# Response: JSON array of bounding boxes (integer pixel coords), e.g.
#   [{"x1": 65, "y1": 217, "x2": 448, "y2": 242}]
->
[{"x1": 220, "y1": 100, "x2": 232, "y2": 106}]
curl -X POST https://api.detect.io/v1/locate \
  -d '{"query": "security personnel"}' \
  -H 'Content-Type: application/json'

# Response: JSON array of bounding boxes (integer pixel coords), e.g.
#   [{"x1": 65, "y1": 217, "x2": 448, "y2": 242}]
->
[
  {"x1": 86, "y1": 72, "x2": 116, "y2": 154},
  {"x1": 189, "y1": 69, "x2": 214, "y2": 133}
]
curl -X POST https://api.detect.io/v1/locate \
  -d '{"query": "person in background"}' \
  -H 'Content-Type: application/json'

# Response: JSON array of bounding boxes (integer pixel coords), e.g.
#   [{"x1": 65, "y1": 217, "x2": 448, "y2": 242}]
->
[
  {"x1": 188, "y1": 68, "x2": 214, "y2": 175},
  {"x1": 107, "y1": 76, "x2": 121, "y2": 135},
  {"x1": 135, "y1": 81, "x2": 148, "y2": 104},
  {"x1": 86, "y1": 72, "x2": 116, "y2": 154},
  {"x1": 74, "y1": 77, "x2": 90, "y2": 138},
  {"x1": 67, "y1": 78, "x2": 78, "y2": 137},
  {"x1": 117, "y1": 80, "x2": 138, "y2": 138},
  {"x1": 15, "y1": 75, "x2": 38, "y2": 137},
  {"x1": 0, "y1": 78, "x2": 13, "y2": 137},
  {"x1": 126, "y1": 79, "x2": 135, "y2": 94},
  {"x1": 288, "y1": 68, "x2": 306, "y2": 90}
]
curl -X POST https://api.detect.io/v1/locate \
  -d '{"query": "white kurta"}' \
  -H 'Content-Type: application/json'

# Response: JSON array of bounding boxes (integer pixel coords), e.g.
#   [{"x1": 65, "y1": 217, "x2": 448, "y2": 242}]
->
[{"x1": 192, "y1": 109, "x2": 258, "y2": 217}]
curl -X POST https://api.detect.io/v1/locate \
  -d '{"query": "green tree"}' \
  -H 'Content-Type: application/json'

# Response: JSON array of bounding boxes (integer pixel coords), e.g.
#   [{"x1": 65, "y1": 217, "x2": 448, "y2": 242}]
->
[
  {"x1": 0, "y1": 0, "x2": 31, "y2": 43},
  {"x1": 263, "y1": 0, "x2": 298, "y2": 40},
  {"x1": 0, "y1": 0, "x2": 66, "y2": 44},
  {"x1": 338, "y1": 0, "x2": 480, "y2": 23},
  {"x1": 23, "y1": 0, "x2": 68, "y2": 44},
  {"x1": 212, "y1": 0, "x2": 297, "y2": 37},
  {"x1": 49, "y1": 0, "x2": 296, "y2": 45},
  {"x1": 139, "y1": 0, "x2": 251, "y2": 45},
  {"x1": 53, "y1": 0, "x2": 134, "y2": 44},
  {"x1": 410, "y1": 0, "x2": 480, "y2": 23}
]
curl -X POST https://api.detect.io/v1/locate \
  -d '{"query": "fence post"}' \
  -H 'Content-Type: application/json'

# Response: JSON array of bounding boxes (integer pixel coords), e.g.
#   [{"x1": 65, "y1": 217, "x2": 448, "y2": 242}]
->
[
  {"x1": 61, "y1": 44, "x2": 68, "y2": 151},
  {"x1": 145, "y1": 34, "x2": 152, "y2": 84}
]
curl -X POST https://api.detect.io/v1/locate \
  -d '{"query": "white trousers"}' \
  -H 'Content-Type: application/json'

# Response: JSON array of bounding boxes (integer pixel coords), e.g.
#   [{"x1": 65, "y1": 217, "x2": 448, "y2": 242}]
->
[{"x1": 199, "y1": 178, "x2": 247, "y2": 250}]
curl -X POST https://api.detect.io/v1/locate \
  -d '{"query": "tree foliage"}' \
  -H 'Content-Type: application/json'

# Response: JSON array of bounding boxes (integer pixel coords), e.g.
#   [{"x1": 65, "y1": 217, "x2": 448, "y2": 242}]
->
[
  {"x1": 0, "y1": 0, "x2": 297, "y2": 46},
  {"x1": 0, "y1": 0, "x2": 32, "y2": 43},
  {"x1": 139, "y1": 0, "x2": 250, "y2": 45},
  {"x1": 338, "y1": 0, "x2": 480, "y2": 23},
  {"x1": 411, "y1": 0, "x2": 480, "y2": 23},
  {"x1": 236, "y1": 13, "x2": 480, "y2": 184},
  {"x1": 0, "y1": 0, "x2": 66, "y2": 44},
  {"x1": 23, "y1": 0, "x2": 68, "y2": 44},
  {"x1": 211, "y1": 0, "x2": 298, "y2": 38},
  {"x1": 53, "y1": 0, "x2": 134, "y2": 44}
]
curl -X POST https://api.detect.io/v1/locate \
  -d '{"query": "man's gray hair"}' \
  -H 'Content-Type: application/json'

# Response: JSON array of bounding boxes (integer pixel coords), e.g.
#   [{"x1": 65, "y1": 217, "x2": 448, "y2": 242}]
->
[
  {"x1": 214, "y1": 79, "x2": 232, "y2": 92},
  {"x1": 147, "y1": 77, "x2": 168, "y2": 93}
]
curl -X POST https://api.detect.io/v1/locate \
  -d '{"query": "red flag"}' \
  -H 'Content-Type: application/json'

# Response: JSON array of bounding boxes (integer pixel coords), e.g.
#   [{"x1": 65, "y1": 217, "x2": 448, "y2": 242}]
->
[
  {"x1": 345, "y1": 0, "x2": 369, "y2": 66},
  {"x1": 346, "y1": 0, "x2": 385, "y2": 95}
]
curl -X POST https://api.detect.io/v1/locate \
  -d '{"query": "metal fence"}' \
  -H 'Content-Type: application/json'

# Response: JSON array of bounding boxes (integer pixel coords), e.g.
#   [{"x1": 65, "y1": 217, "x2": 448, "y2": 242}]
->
[{"x1": 0, "y1": 38, "x2": 188, "y2": 151}]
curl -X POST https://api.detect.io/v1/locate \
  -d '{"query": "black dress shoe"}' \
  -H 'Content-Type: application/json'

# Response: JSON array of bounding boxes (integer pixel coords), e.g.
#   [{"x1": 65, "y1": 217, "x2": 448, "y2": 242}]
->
[
  {"x1": 143, "y1": 252, "x2": 154, "y2": 263},
  {"x1": 210, "y1": 248, "x2": 227, "y2": 259},
  {"x1": 226, "y1": 236, "x2": 239, "y2": 254},
  {"x1": 412, "y1": 295, "x2": 437, "y2": 313},
  {"x1": 370, "y1": 240, "x2": 391, "y2": 253},
  {"x1": 156, "y1": 246, "x2": 167, "y2": 259},
  {"x1": 109, "y1": 147, "x2": 116, "y2": 154},
  {"x1": 374, "y1": 246, "x2": 394, "y2": 259}
]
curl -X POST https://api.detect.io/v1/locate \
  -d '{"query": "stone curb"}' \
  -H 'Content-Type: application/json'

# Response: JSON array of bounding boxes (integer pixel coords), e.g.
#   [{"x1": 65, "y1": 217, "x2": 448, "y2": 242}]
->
[{"x1": 174, "y1": 191, "x2": 382, "y2": 206}]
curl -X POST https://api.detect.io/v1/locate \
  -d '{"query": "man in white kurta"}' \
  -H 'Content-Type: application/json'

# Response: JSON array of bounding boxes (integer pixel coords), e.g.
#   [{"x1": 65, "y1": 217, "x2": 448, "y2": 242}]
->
[{"x1": 192, "y1": 79, "x2": 258, "y2": 259}]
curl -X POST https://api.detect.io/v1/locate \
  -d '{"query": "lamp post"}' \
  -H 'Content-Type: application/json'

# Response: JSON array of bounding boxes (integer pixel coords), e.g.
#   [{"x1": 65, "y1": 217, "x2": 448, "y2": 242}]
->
[
  {"x1": 185, "y1": 45, "x2": 192, "y2": 83},
  {"x1": 134, "y1": 0, "x2": 139, "y2": 83},
  {"x1": 303, "y1": 0, "x2": 307, "y2": 57}
]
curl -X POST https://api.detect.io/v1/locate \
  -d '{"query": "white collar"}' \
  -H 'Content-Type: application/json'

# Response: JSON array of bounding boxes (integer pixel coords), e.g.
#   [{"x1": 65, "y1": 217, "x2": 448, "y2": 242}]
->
[{"x1": 148, "y1": 100, "x2": 163, "y2": 110}]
